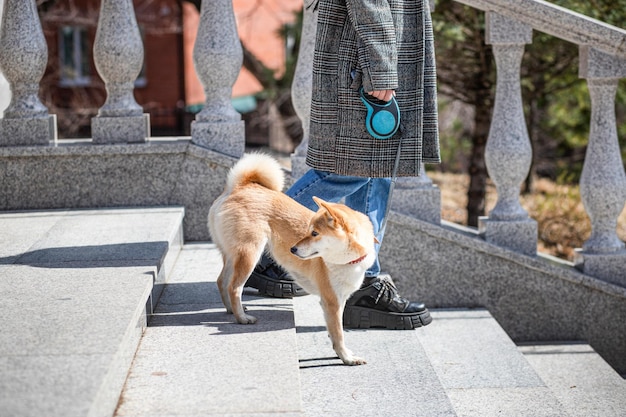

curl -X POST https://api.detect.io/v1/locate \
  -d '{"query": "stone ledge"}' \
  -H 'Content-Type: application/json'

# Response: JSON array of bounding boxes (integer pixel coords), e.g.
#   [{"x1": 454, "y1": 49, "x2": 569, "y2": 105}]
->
[{"x1": 0, "y1": 138, "x2": 235, "y2": 241}]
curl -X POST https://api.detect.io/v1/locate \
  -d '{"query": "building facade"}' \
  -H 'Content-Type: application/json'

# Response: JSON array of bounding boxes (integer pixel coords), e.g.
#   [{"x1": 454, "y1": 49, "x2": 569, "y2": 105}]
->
[{"x1": 33, "y1": 0, "x2": 301, "y2": 139}]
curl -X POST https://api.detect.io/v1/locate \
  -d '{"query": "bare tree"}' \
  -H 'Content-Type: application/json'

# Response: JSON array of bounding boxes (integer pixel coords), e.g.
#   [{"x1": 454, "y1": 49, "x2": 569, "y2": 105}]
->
[{"x1": 433, "y1": 1, "x2": 495, "y2": 227}]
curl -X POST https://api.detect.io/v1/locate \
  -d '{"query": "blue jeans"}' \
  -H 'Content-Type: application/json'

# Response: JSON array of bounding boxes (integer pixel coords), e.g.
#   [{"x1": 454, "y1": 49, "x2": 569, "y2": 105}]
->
[{"x1": 286, "y1": 169, "x2": 391, "y2": 277}]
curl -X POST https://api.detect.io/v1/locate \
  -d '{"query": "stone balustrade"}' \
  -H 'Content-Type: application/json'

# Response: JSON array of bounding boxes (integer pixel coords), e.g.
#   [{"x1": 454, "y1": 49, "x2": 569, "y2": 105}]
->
[
  {"x1": 0, "y1": 0, "x2": 624, "y2": 286},
  {"x1": 456, "y1": 0, "x2": 626, "y2": 285}
]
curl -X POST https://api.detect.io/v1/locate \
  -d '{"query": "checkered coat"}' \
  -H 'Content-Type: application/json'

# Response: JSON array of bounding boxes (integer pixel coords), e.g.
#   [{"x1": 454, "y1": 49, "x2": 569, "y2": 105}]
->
[{"x1": 305, "y1": 0, "x2": 440, "y2": 177}]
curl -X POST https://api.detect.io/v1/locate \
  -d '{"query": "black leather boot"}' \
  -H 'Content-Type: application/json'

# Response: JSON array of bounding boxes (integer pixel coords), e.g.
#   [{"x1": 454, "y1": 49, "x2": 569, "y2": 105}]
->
[
  {"x1": 343, "y1": 274, "x2": 432, "y2": 330},
  {"x1": 246, "y1": 254, "x2": 308, "y2": 298}
]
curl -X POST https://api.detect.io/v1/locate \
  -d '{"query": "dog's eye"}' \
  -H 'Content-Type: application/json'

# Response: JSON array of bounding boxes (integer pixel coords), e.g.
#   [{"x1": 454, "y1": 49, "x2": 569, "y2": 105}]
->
[{"x1": 311, "y1": 230, "x2": 319, "y2": 237}]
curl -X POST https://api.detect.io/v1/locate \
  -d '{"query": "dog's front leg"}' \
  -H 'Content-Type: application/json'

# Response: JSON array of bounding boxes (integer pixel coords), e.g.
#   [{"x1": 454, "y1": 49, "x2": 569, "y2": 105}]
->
[{"x1": 320, "y1": 297, "x2": 366, "y2": 365}]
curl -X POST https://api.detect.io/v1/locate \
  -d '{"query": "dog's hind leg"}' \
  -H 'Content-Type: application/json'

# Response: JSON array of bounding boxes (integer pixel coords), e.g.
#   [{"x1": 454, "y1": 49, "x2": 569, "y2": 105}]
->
[
  {"x1": 228, "y1": 247, "x2": 263, "y2": 324},
  {"x1": 216, "y1": 254, "x2": 233, "y2": 313}
]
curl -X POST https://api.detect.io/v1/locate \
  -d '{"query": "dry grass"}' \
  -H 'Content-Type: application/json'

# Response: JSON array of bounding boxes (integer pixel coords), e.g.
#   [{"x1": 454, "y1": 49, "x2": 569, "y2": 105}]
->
[{"x1": 429, "y1": 171, "x2": 626, "y2": 261}]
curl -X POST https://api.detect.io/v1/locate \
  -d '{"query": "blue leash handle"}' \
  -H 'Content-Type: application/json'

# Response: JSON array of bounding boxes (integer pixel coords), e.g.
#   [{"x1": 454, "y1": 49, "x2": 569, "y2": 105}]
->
[{"x1": 359, "y1": 88, "x2": 401, "y2": 140}]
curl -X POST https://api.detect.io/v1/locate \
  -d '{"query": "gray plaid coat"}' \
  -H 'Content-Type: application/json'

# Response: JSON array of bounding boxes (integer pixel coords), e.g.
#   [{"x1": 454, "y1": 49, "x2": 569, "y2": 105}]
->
[{"x1": 305, "y1": 0, "x2": 440, "y2": 177}]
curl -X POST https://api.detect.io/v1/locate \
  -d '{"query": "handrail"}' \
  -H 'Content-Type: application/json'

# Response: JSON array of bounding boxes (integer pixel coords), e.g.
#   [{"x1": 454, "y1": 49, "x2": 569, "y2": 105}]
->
[{"x1": 454, "y1": 0, "x2": 626, "y2": 58}]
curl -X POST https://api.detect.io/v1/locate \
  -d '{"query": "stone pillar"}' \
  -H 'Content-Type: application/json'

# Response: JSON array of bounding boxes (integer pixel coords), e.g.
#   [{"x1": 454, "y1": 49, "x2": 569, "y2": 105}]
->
[
  {"x1": 290, "y1": 0, "x2": 319, "y2": 179},
  {"x1": 574, "y1": 46, "x2": 626, "y2": 287},
  {"x1": 478, "y1": 13, "x2": 537, "y2": 256},
  {"x1": 391, "y1": 165, "x2": 441, "y2": 224},
  {"x1": 191, "y1": 0, "x2": 244, "y2": 158},
  {"x1": 92, "y1": 0, "x2": 149, "y2": 144},
  {"x1": 0, "y1": 0, "x2": 57, "y2": 146}
]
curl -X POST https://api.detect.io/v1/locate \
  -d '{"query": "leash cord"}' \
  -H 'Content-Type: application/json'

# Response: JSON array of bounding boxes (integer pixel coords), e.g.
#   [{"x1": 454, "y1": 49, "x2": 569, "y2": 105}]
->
[{"x1": 376, "y1": 137, "x2": 402, "y2": 243}]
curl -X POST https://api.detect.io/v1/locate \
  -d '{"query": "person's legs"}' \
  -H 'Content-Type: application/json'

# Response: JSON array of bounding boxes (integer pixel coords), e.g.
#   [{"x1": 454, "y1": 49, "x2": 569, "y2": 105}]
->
[
  {"x1": 285, "y1": 169, "x2": 371, "y2": 209},
  {"x1": 338, "y1": 177, "x2": 431, "y2": 329},
  {"x1": 344, "y1": 177, "x2": 390, "y2": 277}
]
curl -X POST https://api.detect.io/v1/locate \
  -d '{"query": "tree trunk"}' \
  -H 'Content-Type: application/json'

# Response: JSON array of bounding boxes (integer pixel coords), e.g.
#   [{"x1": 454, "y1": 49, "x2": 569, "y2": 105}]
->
[
  {"x1": 467, "y1": 103, "x2": 490, "y2": 226},
  {"x1": 466, "y1": 33, "x2": 494, "y2": 227}
]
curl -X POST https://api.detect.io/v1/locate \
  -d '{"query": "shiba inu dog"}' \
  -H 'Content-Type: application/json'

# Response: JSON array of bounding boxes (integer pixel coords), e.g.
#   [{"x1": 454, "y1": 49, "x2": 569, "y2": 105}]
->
[{"x1": 208, "y1": 153, "x2": 377, "y2": 365}]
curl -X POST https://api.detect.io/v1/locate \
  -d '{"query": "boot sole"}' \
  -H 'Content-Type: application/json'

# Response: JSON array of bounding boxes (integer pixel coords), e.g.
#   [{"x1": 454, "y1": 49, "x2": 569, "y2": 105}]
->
[
  {"x1": 343, "y1": 306, "x2": 433, "y2": 330},
  {"x1": 246, "y1": 271, "x2": 308, "y2": 298}
]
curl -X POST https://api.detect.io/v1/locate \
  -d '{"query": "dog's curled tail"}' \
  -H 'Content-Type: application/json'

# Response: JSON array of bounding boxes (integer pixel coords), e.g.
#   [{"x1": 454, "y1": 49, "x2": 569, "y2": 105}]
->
[{"x1": 226, "y1": 153, "x2": 285, "y2": 192}]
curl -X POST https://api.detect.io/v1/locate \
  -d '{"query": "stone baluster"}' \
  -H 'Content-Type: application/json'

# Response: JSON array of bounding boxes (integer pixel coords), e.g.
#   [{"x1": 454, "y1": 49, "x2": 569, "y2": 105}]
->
[
  {"x1": 92, "y1": 0, "x2": 149, "y2": 144},
  {"x1": 190, "y1": 0, "x2": 244, "y2": 158},
  {"x1": 478, "y1": 12, "x2": 537, "y2": 255},
  {"x1": 290, "y1": 0, "x2": 319, "y2": 179},
  {"x1": 0, "y1": 0, "x2": 57, "y2": 146},
  {"x1": 575, "y1": 46, "x2": 626, "y2": 287},
  {"x1": 392, "y1": 166, "x2": 441, "y2": 224}
]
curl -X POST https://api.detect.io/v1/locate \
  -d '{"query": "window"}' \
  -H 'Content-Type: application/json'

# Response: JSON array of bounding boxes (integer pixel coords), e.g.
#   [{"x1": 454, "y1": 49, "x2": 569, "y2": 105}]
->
[{"x1": 59, "y1": 26, "x2": 91, "y2": 87}]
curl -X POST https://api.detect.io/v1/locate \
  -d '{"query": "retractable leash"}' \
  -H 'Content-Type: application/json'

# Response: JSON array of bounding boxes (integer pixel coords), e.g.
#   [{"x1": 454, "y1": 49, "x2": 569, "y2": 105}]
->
[{"x1": 357, "y1": 87, "x2": 403, "y2": 243}]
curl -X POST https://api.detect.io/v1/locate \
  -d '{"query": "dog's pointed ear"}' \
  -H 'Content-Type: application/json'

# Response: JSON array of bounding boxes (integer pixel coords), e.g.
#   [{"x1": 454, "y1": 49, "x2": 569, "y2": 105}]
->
[
  {"x1": 312, "y1": 196, "x2": 341, "y2": 228},
  {"x1": 312, "y1": 196, "x2": 326, "y2": 210}
]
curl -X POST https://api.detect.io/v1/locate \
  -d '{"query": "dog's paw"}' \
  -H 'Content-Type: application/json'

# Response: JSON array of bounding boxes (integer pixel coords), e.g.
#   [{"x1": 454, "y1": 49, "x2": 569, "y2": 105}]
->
[
  {"x1": 342, "y1": 355, "x2": 367, "y2": 366},
  {"x1": 337, "y1": 348, "x2": 367, "y2": 366},
  {"x1": 235, "y1": 314, "x2": 258, "y2": 324}
]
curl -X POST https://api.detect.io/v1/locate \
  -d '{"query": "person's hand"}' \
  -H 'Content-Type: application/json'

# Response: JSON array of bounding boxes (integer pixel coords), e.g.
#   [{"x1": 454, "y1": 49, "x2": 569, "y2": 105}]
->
[{"x1": 367, "y1": 89, "x2": 395, "y2": 102}]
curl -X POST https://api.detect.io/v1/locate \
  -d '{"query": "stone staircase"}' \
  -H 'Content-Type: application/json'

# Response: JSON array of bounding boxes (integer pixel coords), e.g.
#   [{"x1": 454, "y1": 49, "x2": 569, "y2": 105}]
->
[
  {"x1": 0, "y1": 207, "x2": 184, "y2": 417},
  {"x1": 1, "y1": 208, "x2": 624, "y2": 417}
]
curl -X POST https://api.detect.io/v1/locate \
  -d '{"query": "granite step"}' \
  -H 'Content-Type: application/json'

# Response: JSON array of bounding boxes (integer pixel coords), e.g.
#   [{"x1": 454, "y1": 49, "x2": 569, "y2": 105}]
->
[
  {"x1": 293, "y1": 293, "x2": 457, "y2": 417},
  {"x1": 0, "y1": 207, "x2": 185, "y2": 417},
  {"x1": 115, "y1": 243, "x2": 302, "y2": 417},
  {"x1": 519, "y1": 343, "x2": 626, "y2": 417},
  {"x1": 417, "y1": 309, "x2": 569, "y2": 416},
  {"x1": 117, "y1": 243, "x2": 625, "y2": 417}
]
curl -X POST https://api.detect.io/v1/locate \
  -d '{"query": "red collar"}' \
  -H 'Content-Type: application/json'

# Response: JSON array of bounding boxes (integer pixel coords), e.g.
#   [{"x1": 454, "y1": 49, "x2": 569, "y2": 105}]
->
[{"x1": 347, "y1": 254, "x2": 368, "y2": 265}]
